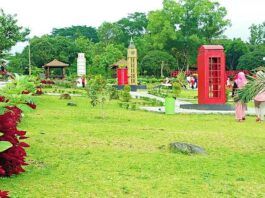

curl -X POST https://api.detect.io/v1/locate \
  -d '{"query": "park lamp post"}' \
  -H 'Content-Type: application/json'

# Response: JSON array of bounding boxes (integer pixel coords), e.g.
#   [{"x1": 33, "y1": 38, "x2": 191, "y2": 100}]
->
[{"x1": 27, "y1": 38, "x2": 31, "y2": 76}]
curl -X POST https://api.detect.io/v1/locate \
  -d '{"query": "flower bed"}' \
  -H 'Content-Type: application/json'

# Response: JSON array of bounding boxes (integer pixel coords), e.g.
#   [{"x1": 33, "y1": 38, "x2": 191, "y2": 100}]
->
[
  {"x1": 0, "y1": 77, "x2": 37, "y2": 195},
  {"x1": 0, "y1": 190, "x2": 9, "y2": 198}
]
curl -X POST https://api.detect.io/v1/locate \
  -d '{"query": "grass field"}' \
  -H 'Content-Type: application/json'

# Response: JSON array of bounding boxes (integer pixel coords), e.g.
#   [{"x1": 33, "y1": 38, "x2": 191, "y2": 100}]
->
[{"x1": 1, "y1": 96, "x2": 265, "y2": 197}]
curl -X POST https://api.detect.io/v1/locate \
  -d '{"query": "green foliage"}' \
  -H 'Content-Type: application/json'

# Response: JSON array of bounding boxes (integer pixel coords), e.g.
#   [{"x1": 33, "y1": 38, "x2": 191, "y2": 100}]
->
[
  {"x1": 214, "y1": 39, "x2": 249, "y2": 70},
  {"x1": 0, "y1": 9, "x2": 29, "y2": 57},
  {"x1": 147, "y1": 0, "x2": 231, "y2": 70},
  {"x1": 119, "y1": 85, "x2": 131, "y2": 102},
  {"x1": 0, "y1": 137, "x2": 12, "y2": 152},
  {"x1": 6, "y1": 53, "x2": 28, "y2": 74},
  {"x1": 116, "y1": 12, "x2": 148, "y2": 45},
  {"x1": 123, "y1": 85, "x2": 131, "y2": 92},
  {"x1": 0, "y1": 77, "x2": 36, "y2": 115},
  {"x1": 97, "y1": 22, "x2": 124, "y2": 45},
  {"x1": 29, "y1": 35, "x2": 77, "y2": 67},
  {"x1": 175, "y1": 71, "x2": 187, "y2": 87},
  {"x1": 249, "y1": 21, "x2": 265, "y2": 45},
  {"x1": 51, "y1": 25, "x2": 99, "y2": 42},
  {"x1": 237, "y1": 46, "x2": 265, "y2": 70},
  {"x1": 2, "y1": 96, "x2": 265, "y2": 197},
  {"x1": 108, "y1": 86, "x2": 119, "y2": 100},
  {"x1": 238, "y1": 74, "x2": 265, "y2": 103},
  {"x1": 141, "y1": 50, "x2": 177, "y2": 77},
  {"x1": 91, "y1": 43, "x2": 124, "y2": 77},
  {"x1": 87, "y1": 75, "x2": 108, "y2": 107},
  {"x1": 172, "y1": 82, "x2": 181, "y2": 97}
]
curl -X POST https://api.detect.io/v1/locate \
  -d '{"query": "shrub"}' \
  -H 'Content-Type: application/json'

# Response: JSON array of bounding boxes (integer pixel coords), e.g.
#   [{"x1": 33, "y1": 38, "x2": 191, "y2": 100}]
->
[
  {"x1": 108, "y1": 86, "x2": 119, "y2": 100},
  {"x1": 172, "y1": 82, "x2": 181, "y2": 98},
  {"x1": 0, "y1": 105, "x2": 29, "y2": 176},
  {"x1": 0, "y1": 79, "x2": 37, "y2": 177},
  {"x1": 87, "y1": 75, "x2": 108, "y2": 107},
  {"x1": 0, "y1": 190, "x2": 9, "y2": 198},
  {"x1": 119, "y1": 85, "x2": 131, "y2": 102}
]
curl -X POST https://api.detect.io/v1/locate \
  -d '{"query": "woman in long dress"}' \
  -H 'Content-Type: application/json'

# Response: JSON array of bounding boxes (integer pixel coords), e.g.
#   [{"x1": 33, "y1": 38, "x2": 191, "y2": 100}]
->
[
  {"x1": 254, "y1": 71, "x2": 265, "y2": 122},
  {"x1": 234, "y1": 72, "x2": 248, "y2": 122}
]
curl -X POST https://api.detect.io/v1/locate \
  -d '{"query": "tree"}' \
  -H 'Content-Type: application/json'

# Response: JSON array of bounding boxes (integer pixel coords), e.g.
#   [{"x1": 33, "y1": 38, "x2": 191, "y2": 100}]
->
[
  {"x1": 22, "y1": 36, "x2": 77, "y2": 67},
  {"x1": 97, "y1": 22, "x2": 124, "y2": 45},
  {"x1": 90, "y1": 43, "x2": 124, "y2": 76},
  {"x1": 0, "y1": 9, "x2": 29, "y2": 57},
  {"x1": 180, "y1": 0, "x2": 230, "y2": 42},
  {"x1": 51, "y1": 25, "x2": 99, "y2": 42},
  {"x1": 141, "y1": 50, "x2": 177, "y2": 77},
  {"x1": 147, "y1": 3, "x2": 181, "y2": 49},
  {"x1": 249, "y1": 22, "x2": 265, "y2": 45},
  {"x1": 117, "y1": 12, "x2": 148, "y2": 45},
  {"x1": 7, "y1": 53, "x2": 28, "y2": 74},
  {"x1": 237, "y1": 46, "x2": 265, "y2": 70},
  {"x1": 147, "y1": 0, "x2": 230, "y2": 71},
  {"x1": 214, "y1": 39, "x2": 249, "y2": 70},
  {"x1": 87, "y1": 75, "x2": 108, "y2": 108},
  {"x1": 75, "y1": 36, "x2": 94, "y2": 65}
]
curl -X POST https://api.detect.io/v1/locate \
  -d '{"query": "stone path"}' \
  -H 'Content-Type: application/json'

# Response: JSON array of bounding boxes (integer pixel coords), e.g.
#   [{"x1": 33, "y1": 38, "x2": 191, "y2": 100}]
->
[
  {"x1": 0, "y1": 81, "x2": 8, "y2": 89},
  {"x1": 130, "y1": 91, "x2": 256, "y2": 115}
]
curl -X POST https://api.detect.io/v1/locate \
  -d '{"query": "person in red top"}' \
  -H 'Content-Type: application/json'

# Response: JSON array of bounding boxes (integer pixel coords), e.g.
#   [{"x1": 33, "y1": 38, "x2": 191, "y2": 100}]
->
[
  {"x1": 81, "y1": 75, "x2": 86, "y2": 88},
  {"x1": 0, "y1": 61, "x2": 15, "y2": 80}
]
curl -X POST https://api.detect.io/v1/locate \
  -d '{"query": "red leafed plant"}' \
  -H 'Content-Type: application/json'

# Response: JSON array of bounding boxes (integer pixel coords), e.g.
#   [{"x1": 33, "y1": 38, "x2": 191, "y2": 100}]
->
[
  {"x1": 0, "y1": 190, "x2": 9, "y2": 198},
  {"x1": 0, "y1": 76, "x2": 37, "y2": 177},
  {"x1": 35, "y1": 88, "x2": 43, "y2": 95},
  {"x1": 0, "y1": 106, "x2": 29, "y2": 176}
]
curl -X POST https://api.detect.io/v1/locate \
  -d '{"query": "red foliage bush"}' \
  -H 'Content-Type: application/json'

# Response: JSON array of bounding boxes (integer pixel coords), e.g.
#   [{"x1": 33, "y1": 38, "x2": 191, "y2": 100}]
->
[
  {"x1": 26, "y1": 102, "x2": 36, "y2": 109},
  {"x1": 41, "y1": 79, "x2": 54, "y2": 85},
  {"x1": 0, "y1": 98, "x2": 33, "y2": 177},
  {"x1": 21, "y1": 90, "x2": 30, "y2": 94},
  {"x1": 35, "y1": 88, "x2": 43, "y2": 95},
  {"x1": 0, "y1": 190, "x2": 9, "y2": 198}
]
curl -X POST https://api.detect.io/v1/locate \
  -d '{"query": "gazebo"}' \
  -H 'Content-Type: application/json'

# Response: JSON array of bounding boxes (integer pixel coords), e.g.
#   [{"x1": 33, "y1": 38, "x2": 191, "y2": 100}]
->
[{"x1": 43, "y1": 59, "x2": 69, "y2": 79}]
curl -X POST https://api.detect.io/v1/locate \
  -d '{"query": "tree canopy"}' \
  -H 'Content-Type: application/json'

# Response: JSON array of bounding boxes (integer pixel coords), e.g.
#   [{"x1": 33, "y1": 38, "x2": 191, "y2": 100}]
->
[
  {"x1": 6, "y1": 4, "x2": 265, "y2": 76},
  {"x1": 51, "y1": 25, "x2": 98, "y2": 42},
  {"x1": 0, "y1": 9, "x2": 29, "y2": 57}
]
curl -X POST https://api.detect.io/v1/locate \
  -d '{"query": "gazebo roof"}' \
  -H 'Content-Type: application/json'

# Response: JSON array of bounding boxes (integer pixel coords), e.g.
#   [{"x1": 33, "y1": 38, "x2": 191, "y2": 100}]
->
[
  {"x1": 44, "y1": 59, "x2": 69, "y2": 67},
  {"x1": 110, "y1": 59, "x2": 127, "y2": 68}
]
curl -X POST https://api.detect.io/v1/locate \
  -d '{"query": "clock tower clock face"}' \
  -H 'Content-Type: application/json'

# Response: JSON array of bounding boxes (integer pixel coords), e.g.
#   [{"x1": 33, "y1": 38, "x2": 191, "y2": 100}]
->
[{"x1": 131, "y1": 51, "x2": 135, "y2": 55}]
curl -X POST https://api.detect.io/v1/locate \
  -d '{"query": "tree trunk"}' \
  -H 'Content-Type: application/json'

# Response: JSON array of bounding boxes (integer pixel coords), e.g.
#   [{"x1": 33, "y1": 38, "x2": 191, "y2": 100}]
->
[{"x1": 161, "y1": 61, "x2": 164, "y2": 78}]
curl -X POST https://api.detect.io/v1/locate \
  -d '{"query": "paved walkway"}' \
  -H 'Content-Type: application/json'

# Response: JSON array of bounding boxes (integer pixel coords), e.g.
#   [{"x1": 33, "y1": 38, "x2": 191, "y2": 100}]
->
[
  {"x1": 130, "y1": 91, "x2": 256, "y2": 115},
  {"x1": 0, "y1": 81, "x2": 8, "y2": 89}
]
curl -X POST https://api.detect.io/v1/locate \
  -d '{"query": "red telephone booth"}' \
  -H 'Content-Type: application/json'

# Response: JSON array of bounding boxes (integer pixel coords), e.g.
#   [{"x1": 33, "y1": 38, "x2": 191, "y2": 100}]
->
[
  {"x1": 198, "y1": 45, "x2": 226, "y2": 104},
  {"x1": 117, "y1": 68, "x2": 128, "y2": 86}
]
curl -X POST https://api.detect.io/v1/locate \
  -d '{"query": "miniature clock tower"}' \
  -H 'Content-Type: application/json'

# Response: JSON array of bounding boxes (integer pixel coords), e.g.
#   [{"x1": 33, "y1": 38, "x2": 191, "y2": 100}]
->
[{"x1": 127, "y1": 38, "x2": 138, "y2": 85}]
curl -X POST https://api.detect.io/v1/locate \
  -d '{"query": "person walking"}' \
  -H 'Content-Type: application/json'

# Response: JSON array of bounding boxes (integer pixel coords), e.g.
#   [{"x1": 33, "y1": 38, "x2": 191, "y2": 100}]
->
[
  {"x1": 254, "y1": 71, "x2": 265, "y2": 122},
  {"x1": 233, "y1": 72, "x2": 248, "y2": 122},
  {"x1": 81, "y1": 75, "x2": 86, "y2": 88}
]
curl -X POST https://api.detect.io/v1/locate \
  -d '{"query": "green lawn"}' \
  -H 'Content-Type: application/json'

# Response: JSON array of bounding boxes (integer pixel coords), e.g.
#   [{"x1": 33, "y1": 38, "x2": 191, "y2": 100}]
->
[{"x1": 1, "y1": 96, "x2": 265, "y2": 197}]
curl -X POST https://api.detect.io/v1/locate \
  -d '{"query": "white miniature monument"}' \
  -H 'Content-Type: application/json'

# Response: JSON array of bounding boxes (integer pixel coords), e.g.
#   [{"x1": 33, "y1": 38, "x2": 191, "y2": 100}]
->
[{"x1": 77, "y1": 53, "x2": 86, "y2": 87}]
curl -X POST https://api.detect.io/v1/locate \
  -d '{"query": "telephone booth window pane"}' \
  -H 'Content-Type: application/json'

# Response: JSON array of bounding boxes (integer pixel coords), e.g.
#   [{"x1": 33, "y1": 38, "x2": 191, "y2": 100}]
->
[{"x1": 209, "y1": 57, "x2": 221, "y2": 98}]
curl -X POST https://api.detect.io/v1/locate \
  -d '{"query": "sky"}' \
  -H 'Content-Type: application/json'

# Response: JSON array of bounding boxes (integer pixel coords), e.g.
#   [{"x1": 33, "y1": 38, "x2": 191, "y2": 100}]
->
[{"x1": 0, "y1": 0, "x2": 264, "y2": 53}]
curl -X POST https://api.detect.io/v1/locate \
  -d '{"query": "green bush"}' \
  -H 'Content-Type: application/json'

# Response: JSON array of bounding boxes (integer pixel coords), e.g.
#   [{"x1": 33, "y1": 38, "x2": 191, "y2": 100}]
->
[
  {"x1": 119, "y1": 85, "x2": 131, "y2": 102},
  {"x1": 172, "y1": 82, "x2": 181, "y2": 98},
  {"x1": 108, "y1": 86, "x2": 119, "y2": 100}
]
